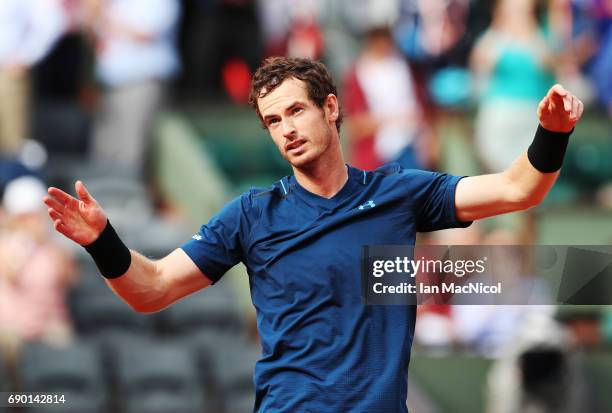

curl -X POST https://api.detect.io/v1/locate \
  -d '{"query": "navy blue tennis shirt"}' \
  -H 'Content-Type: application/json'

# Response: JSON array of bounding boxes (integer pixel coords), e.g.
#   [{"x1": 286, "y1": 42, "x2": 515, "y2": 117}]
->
[{"x1": 181, "y1": 163, "x2": 471, "y2": 412}]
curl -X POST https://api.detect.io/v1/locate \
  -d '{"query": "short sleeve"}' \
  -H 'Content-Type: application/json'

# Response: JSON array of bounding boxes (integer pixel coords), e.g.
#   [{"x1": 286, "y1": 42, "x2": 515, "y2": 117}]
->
[
  {"x1": 180, "y1": 194, "x2": 251, "y2": 283},
  {"x1": 405, "y1": 169, "x2": 473, "y2": 232}
]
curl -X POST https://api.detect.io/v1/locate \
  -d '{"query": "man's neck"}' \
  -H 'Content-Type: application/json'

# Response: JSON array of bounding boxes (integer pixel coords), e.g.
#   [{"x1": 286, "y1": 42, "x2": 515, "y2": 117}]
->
[{"x1": 293, "y1": 154, "x2": 348, "y2": 199}]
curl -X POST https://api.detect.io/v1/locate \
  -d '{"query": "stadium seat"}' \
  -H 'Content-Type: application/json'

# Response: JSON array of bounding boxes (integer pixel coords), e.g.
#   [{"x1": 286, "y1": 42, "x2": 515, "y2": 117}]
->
[
  {"x1": 179, "y1": 330, "x2": 258, "y2": 413},
  {"x1": 78, "y1": 177, "x2": 154, "y2": 235},
  {"x1": 70, "y1": 255, "x2": 112, "y2": 297},
  {"x1": 212, "y1": 336, "x2": 259, "y2": 397},
  {"x1": 225, "y1": 392, "x2": 256, "y2": 413},
  {"x1": 31, "y1": 101, "x2": 91, "y2": 156},
  {"x1": 69, "y1": 255, "x2": 159, "y2": 342},
  {"x1": 71, "y1": 294, "x2": 155, "y2": 337},
  {"x1": 18, "y1": 341, "x2": 107, "y2": 413},
  {"x1": 183, "y1": 330, "x2": 238, "y2": 380},
  {"x1": 112, "y1": 338, "x2": 206, "y2": 413},
  {"x1": 0, "y1": 352, "x2": 8, "y2": 392},
  {"x1": 131, "y1": 216, "x2": 190, "y2": 258},
  {"x1": 159, "y1": 284, "x2": 244, "y2": 335}
]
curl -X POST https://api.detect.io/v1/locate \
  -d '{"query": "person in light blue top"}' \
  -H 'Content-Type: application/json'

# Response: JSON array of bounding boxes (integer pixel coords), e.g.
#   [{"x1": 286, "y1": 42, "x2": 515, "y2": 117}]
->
[
  {"x1": 45, "y1": 57, "x2": 583, "y2": 413},
  {"x1": 84, "y1": 0, "x2": 181, "y2": 179},
  {"x1": 471, "y1": 0, "x2": 556, "y2": 173},
  {"x1": 90, "y1": 0, "x2": 180, "y2": 87}
]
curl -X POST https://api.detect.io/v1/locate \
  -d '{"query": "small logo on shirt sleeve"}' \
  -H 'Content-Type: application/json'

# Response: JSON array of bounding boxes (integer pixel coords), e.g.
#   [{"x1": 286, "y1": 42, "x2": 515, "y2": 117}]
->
[
  {"x1": 358, "y1": 200, "x2": 376, "y2": 210},
  {"x1": 192, "y1": 234, "x2": 203, "y2": 241}
]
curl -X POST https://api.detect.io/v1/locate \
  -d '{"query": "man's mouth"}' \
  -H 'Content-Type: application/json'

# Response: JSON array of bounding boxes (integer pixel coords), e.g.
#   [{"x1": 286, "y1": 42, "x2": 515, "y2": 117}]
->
[{"x1": 285, "y1": 140, "x2": 306, "y2": 152}]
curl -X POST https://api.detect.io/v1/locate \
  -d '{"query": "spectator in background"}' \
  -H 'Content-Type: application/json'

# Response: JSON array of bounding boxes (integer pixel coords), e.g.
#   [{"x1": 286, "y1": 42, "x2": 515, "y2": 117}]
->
[
  {"x1": 587, "y1": 0, "x2": 612, "y2": 117},
  {"x1": 416, "y1": 225, "x2": 556, "y2": 357},
  {"x1": 470, "y1": 0, "x2": 556, "y2": 172},
  {"x1": 33, "y1": 0, "x2": 92, "y2": 105},
  {"x1": 343, "y1": 26, "x2": 425, "y2": 171},
  {"x1": 0, "y1": 176, "x2": 76, "y2": 363},
  {"x1": 394, "y1": 0, "x2": 489, "y2": 106},
  {"x1": 486, "y1": 312, "x2": 585, "y2": 413},
  {"x1": 285, "y1": 1, "x2": 325, "y2": 60},
  {"x1": 180, "y1": 0, "x2": 261, "y2": 103},
  {"x1": 84, "y1": 0, "x2": 181, "y2": 180},
  {"x1": 546, "y1": 0, "x2": 596, "y2": 107},
  {"x1": 414, "y1": 223, "x2": 484, "y2": 351},
  {"x1": 0, "y1": 0, "x2": 66, "y2": 157},
  {"x1": 257, "y1": 0, "x2": 324, "y2": 60},
  {"x1": 395, "y1": 0, "x2": 474, "y2": 66},
  {"x1": 257, "y1": 0, "x2": 294, "y2": 57},
  {"x1": 452, "y1": 229, "x2": 555, "y2": 357}
]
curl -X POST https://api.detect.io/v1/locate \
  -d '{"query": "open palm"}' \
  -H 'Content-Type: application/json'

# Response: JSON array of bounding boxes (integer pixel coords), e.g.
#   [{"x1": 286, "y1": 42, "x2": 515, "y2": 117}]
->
[{"x1": 44, "y1": 181, "x2": 108, "y2": 246}]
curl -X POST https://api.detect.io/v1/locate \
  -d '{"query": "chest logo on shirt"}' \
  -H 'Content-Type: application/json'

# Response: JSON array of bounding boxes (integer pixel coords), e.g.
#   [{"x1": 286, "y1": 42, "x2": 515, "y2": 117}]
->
[
  {"x1": 192, "y1": 234, "x2": 203, "y2": 241},
  {"x1": 358, "y1": 200, "x2": 376, "y2": 210}
]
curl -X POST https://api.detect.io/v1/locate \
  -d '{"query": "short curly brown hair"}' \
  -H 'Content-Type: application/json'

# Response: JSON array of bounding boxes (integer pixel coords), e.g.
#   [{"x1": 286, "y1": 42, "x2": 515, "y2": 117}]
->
[{"x1": 249, "y1": 57, "x2": 343, "y2": 132}]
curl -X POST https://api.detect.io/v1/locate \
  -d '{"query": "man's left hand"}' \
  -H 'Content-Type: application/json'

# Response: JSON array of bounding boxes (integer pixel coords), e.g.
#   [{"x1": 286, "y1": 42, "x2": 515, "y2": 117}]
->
[{"x1": 537, "y1": 84, "x2": 584, "y2": 133}]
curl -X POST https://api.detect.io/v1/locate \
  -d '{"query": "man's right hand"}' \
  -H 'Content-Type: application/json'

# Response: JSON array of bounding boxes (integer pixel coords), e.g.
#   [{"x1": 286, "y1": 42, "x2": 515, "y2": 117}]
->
[{"x1": 44, "y1": 181, "x2": 108, "y2": 246}]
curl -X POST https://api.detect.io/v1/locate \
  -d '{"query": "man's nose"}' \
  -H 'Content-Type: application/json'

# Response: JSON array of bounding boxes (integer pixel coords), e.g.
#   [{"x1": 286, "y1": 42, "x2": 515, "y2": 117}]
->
[{"x1": 282, "y1": 118, "x2": 297, "y2": 139}]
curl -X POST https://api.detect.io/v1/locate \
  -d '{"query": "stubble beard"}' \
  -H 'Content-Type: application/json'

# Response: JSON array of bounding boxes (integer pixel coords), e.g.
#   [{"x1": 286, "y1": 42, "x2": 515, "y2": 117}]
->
[{"x1": 285, "y1": 125, "x2": 334, "y2": 171}]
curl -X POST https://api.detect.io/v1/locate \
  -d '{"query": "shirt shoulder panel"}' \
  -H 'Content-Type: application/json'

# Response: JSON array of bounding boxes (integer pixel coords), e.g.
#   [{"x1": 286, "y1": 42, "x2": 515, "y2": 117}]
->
[
  {"x1": 367, "y1": 164, "x2": 472, "y2": 232},
  {"x1": 179, "y1": 178, "x2": 292, "y2": 283}
]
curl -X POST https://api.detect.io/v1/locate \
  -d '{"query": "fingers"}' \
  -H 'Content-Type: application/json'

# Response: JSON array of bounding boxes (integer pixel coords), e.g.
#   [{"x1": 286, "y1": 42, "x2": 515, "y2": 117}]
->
[
  {"x1": 565, "y1": 93, "x2": 584, "y2": 123},
  {"x1": 43, "y1": 195, "x2": 65, "y2": 212},
  {"x1": 48, "y1": 208, "x2": 63, "y2": 222},
  {"x1": 75, "y1": 180, "x2": 94, "y2": 204},
  {"x1": 543, "y1": 84, "x2": 584, "y2": 120},
  {"x1": 47, "y1": 187, "x2": 78, "y2": 207},
  {"x1": 46, "y1": 200, "x2": 65, "y2": 228},
  {"x1": 537, "y1": 97, "x2": 547, "y2": 118},
  {"x1": 538, "y1": 85, "x2": 584, "y2": 132},
  {"x1": 53, "y1": 219, "x2": 69, "y2": 237},
  {"x1": 549, "y1": 83, "x2": 568, "y2": 99},
  {"x1": 549, "y1": 84, "x2": 571, "y2": 112},
  {"x1": 577, "y1": 99, "x2": 584, "y2": 119},
  {"x1": 570, "y1": 97, "x2": 579, "y2": 121}
]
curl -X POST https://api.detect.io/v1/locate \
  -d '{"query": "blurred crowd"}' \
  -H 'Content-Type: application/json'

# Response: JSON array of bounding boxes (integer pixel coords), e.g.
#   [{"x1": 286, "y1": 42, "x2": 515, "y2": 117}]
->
[
  {"x1": 0, "y1": 0, "x2": 182, "y2": 361},
  {"x1": 0, "y1": 0, "x2": 611, "y2": 179},
  {"x1": 0, "y1": 0, "x2": 611, "y2": 411}
]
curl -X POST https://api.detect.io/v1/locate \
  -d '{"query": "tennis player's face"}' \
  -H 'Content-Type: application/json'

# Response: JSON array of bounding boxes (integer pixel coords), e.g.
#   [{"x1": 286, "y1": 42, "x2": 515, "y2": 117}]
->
[{"x1": 258, "y1": 78, "x2": 336, "y2": 168}]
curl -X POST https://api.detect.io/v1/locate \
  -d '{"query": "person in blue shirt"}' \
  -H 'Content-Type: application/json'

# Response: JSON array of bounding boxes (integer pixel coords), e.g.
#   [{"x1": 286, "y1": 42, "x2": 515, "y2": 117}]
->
[
  {"x1": 84, "y1": 0, "x2": 181, "y2": 180},
  {"x1": 44, "y1": 57, "x2": 583, "y2": 412}
]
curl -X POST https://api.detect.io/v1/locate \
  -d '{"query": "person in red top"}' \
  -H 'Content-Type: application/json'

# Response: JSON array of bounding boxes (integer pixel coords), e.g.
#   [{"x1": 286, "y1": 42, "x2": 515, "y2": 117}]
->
[{"x1": 343, "y1": 26, "x2": 425, "y2": 171}]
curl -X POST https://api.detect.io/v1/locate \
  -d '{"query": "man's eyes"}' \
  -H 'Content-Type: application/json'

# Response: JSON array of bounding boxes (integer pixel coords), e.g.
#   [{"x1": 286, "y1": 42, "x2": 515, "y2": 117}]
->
[{"x1": 267, "y1": 108, "x2": 303, "y2": 126}]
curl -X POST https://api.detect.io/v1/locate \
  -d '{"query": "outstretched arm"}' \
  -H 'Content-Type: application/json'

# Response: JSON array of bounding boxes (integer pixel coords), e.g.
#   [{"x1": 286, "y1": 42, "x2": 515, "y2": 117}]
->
[
  {"x1": 44, "y1": 181, "x2": 211, "y2": 313},
  {"x1": 455, "y1": 84, "x2": 584, "y2": 222}
]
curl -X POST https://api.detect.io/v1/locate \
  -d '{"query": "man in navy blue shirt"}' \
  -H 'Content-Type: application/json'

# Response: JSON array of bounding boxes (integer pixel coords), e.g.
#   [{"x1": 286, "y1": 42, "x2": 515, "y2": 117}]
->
[{"x1": 45, "y1": 57, "x2": 583, "y2": 412}]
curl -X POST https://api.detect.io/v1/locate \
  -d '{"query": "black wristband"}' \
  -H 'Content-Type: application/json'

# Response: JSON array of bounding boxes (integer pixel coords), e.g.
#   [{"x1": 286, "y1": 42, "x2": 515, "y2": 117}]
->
[
  {"x1": 84, "y1": 220, "x2": 131, "y2": 279},
  {"x1": 527, "y1": 125, "x2": 572, "y2": 173}
]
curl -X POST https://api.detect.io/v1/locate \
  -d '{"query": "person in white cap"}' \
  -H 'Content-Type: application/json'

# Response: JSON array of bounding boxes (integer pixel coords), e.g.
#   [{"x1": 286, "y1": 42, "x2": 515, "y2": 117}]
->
[{"x1": 0, "y1": 176, "x2": 76, "y2": 364}]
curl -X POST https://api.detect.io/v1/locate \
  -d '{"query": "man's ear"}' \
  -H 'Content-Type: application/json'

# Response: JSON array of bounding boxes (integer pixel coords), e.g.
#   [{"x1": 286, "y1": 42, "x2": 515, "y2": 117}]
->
[{"x1": 325, "y1": 93, "x2": 340, "y2": 124}]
